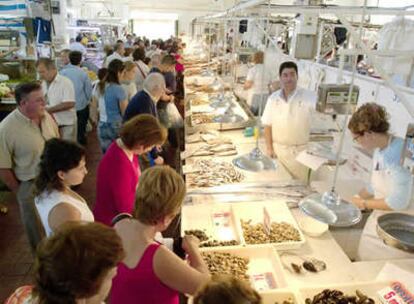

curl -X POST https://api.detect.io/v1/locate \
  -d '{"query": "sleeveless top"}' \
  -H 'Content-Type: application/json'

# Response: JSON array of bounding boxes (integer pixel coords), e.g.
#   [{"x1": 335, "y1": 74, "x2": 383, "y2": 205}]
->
[
  {"x1": 35, "y1": 189, "x2": 94, "y2": 237},
  {"x1": 110, "y1": 243, "x2": 179, "y2": 304}
]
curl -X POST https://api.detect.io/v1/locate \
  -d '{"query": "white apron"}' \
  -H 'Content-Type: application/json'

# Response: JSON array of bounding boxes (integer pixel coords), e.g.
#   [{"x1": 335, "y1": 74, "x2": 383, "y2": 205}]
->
[
  {"x1": 272, "y1": 100, "x2": 311, "y2": 182},
  {"x1": 246, "y1": 88, "x2": 254, "y2": 107},
  {"x1": 357, "y1": 169, "x2": 414, "y2": 260}
]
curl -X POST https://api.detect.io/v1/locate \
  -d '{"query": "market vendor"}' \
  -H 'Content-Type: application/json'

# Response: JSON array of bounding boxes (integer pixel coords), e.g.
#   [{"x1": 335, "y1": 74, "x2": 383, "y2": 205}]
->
[
  {"x1": 243, "y1": 51, "x2": 276, "y2": 116},
  {"x1": 262, "y1": 61, "x2": 317, "y2": 181},
  {"x1": 348, "y1": 103, "x2": 413, "y2": 260}
]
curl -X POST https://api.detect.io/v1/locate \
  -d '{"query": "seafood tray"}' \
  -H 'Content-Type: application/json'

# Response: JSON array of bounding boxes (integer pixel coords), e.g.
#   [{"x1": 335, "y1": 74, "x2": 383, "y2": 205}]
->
[
  {"x1": 191, "y1": 113, "x2": 215, "y2": 125},
  {"x1": 233, "y1": 201, "x2": 306, "y2": 250},
  {"x1": 181, "y1": 204, "x2": 242, "y2": 249},
  {"x1": 185, "y1": 159, "x2": 244, "y2": 188},
  {"x1": 261, "y1": 290, "x2": 300, "y2": 304},
  {"x1": 200, "y1": 246, "x2": 288, "y2": 292},
  {"x1": 185, "y1": 94, "x2": 254, "y2": 132},
  {"x1": 181, "y1": 142, "x2": 237, "y2": 159},
  {"x1": 298, "y1": 282, "x2": 392, "y2": 304}
]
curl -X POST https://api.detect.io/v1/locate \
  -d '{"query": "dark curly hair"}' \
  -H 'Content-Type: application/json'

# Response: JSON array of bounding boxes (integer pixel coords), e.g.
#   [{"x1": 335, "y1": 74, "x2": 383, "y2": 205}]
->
[
  {"x1": 348, "y1": 102, "x2": 390, "y2": 135},
  {"x1": 33, "y1": 222, "x2": 125, "y2": 304},
  {"x1": 35, "y1": 138, "x2": 86, "y2": 195}
]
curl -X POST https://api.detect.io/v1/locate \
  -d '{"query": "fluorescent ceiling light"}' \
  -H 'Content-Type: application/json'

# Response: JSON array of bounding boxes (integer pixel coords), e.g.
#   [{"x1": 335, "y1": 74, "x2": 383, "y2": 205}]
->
[{"x1": 130, "y1": 11, "x2": 179, "y2": 20}]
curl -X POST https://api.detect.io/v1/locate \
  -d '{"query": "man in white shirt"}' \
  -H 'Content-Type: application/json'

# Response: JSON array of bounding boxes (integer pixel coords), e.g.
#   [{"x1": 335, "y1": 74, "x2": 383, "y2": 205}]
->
[
  {"x1": 243, "y1": 51, "x2": 277, "y2": 115},
  {"x1": 104, "y1": 42, "x2": 125, "y2": 67},
  {"x1": 36, "y1": 58, "x2": 77, "y2": 141},
  {"x1": 262, "y1": 61, "x2": 317, "y2": 181}
]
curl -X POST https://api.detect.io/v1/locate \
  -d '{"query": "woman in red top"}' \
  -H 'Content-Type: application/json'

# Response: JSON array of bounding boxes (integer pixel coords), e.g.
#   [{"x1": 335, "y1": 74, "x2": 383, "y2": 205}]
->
[
  {"x1": 172, "y1": 45, "x2": 185, "y2": 100},
  {"x1": 111, "y1": 166, "x2": 210, "y2": 304},
  {"x1": 93, "y1": 114, "x2": 167, "y2": 226}
]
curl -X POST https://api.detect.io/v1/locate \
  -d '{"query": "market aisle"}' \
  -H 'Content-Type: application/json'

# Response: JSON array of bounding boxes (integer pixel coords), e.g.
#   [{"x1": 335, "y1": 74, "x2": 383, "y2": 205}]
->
[{"x1": 0, "y1": 130, "x2": 102, "y2": 301}]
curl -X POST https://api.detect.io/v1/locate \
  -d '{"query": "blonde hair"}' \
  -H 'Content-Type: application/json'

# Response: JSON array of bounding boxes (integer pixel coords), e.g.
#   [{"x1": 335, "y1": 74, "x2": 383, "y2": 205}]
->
[
  {"x1": 253, "y1": 51, "x2": 264, "y2": 64},
  {"x1": 123, "y1": 60, "x2": 137, "y2": 72},
  {"x1": 348, "y1": 102, "x2": 390, "y2": 135},
  {"x1": 194, "y1": 275, "x2": 262, "y2": 304},
  {"x1": 133, "y1": 166, "x2": 186, "y2": 225}
]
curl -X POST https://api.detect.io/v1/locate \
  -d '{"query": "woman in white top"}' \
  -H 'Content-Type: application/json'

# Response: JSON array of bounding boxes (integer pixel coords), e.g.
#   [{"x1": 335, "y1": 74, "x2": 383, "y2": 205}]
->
[
  {"x1": 35, "y1": 138, "x2": 93, "y2": 237},
  {"x1": 348, "y1": 103, "x2": 413, "y2": 260},
  {"x1": 121, "y1": 61, "x2": 138, "y2": 102},
  {"x1": 132, "y1": 48, "x2": 150, "y2": 91},
  {"x1": 243, "y1": 51, "x2": 276, "y2": 116}
]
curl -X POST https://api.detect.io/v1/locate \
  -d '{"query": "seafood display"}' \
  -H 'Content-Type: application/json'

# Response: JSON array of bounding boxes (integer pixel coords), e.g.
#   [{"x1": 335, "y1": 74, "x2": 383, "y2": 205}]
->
[
  {"x1": 241, "y1": 220, "x2": 302, "y2": 244},
  {"x1": 183, "y1": 142, "x2": 237, "y2": 159},
  {"x1": 191, "y1": 97, "x2": 210, "y2": 106},
  {"x1": 274, "y1": 299, "x2": 295, "y2": 304},
  {"x1": 184, "y1": 229, "x2": 239, "y2": 247},
  {"x1": 186, "y1": 160, "x2": 244, "y2": 187},
  {"x1": 184, "y1": 229, "x2": 209, "y2": 242},
  {"x1": 202, "y1": 252, "x2": 250, "y2": 280},
  {"x1": 191, "y1": 113, "x2": 215, "y2": 125},
  {"x1": 200, "y1": 240, "x2": 239, "y2": 247},
  {"x1": 280, "y1": 252, "x2": 327, "y2": 274},
  {"x1": 305, "y1": 289, "x2": 375, "y2": 304}
]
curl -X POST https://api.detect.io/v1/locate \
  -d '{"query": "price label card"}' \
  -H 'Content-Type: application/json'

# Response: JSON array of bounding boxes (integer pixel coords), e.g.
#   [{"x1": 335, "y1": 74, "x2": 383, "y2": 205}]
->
[
  {"x1": 251, "y1": 273, "x2": 277, "y2": 291},
  {"x1": 212, "y1": 212, "x2": 231, "y2": 228},
  {"x1": 378, "y1": 282, "x2": 414, "y2": 304}
]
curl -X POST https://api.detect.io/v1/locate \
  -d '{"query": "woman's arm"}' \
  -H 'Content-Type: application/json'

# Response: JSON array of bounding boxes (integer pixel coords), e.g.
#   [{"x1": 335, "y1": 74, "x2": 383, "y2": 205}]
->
[
  {"x1": 243, "y1": 80, "x2": 253, "y2": 90},
  {"x1": 48, "y1": 202, "x2": 82, "y2": 232},
  {"x1": 119, "y1": 99, "x2": 128, "y2": 115},
  {"x1": 351, "y1": 196, "x2": 391, "y2": 210},
  {"x1": 153, "y1": 245, "x2": 210, "y2": 295}
]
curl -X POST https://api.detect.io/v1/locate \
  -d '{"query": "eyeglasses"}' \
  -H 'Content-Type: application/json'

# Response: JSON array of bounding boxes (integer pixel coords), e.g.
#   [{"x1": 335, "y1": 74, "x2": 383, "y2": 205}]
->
[{"x1": 353, "y1": 133, "x2": 364, "y2": 143}]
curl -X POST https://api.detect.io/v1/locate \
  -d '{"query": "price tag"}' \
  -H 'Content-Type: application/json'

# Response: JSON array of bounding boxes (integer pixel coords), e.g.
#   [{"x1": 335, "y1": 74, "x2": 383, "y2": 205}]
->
[
  {"x1": 263, "y1": 207, "x2": 271, "y2": 235},
  {"x1": 378, "y1": 282, "x2": 414, "y2": 304},
  {"x1": 212, "y1": 212, "x2": 231, "y2": 228},
  {"x1": 250, "y1": 273, "x2": 277, "y2": 291}
]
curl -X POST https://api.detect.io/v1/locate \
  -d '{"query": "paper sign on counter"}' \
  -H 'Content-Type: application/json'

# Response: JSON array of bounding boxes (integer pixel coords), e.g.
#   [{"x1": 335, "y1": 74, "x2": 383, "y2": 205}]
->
[
  {"x1": 377, "y1": 282, "x2": 414, "y2": 304},
  {"x1": 250, "y1": 273, "x2": 277, "y2": 291},
  {"x1": 296, "y1": 150, "x2": 326, "y2": 171},
  {"x1": 212, "y1": 212, "x2": 231, "y2": 228},
  {"x1": 212, "y1": 211, "x2": 234, "y2": 240}
]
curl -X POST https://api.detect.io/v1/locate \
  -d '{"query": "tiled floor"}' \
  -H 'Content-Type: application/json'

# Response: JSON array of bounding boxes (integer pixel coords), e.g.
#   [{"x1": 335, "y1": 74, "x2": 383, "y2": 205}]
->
[{"x1": 0, "y1": 130, "x2": 102, "y2": 301}]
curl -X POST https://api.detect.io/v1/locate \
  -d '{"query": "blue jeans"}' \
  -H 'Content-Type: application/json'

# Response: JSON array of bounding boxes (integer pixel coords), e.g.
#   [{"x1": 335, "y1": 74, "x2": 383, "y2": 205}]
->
[{"x1": 98, "y1": 121, "x2": 122, "y2": 153}]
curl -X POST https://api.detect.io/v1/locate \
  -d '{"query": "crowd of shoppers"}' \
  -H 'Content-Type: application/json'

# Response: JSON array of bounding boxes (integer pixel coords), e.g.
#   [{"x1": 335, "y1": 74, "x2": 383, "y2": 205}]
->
[{"x1": 0, "y1": 35, "x2": 262, "y2": 304}]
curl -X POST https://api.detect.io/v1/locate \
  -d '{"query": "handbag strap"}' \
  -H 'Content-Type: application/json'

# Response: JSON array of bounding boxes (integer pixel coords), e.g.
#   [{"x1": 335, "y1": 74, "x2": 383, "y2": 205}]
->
[{"x1": 135, "y1": 61, "x2": 147, "y2": 79}]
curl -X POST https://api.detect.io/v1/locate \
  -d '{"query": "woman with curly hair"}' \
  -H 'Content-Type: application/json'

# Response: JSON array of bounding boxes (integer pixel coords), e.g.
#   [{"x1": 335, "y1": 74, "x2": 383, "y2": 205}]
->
[
  {"x1": 193, "y1": 275, "x2": 262, "y2": 304},
  {"x1": 34, "y1": 138, "x2": 92, "y2": 237},
  {"x1": 348, "y1": 102, "x2": 413, "y2": 260},
  {"x1": 5, "y1": 222, "x2": 125, "y2": 304}
]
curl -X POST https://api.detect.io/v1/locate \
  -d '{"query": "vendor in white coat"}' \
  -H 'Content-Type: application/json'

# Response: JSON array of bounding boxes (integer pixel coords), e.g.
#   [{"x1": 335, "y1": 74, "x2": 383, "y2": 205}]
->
[
  {"x1": 262, "y1": 61, "x2": 317, "y2": 181},
  {"x1": 243, "y1": 51, "x2": 276, "y2": 116},
  {"x1": 348, "y1": 103, "x2": 413, "y2": 260}
]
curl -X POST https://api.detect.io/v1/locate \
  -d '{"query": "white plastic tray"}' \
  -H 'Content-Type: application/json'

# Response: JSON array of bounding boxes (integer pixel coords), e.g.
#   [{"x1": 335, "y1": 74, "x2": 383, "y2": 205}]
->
[
  {"x1": 200, "y1": 246, "x2": 288, "y2": 291},
  {"x1": 181, "y1": 204, "x2": 243, "y2": 249},
  {"x1": 298, "y1": 281, "x2": 392, "y2": 304},
  {"x1": 261, "y1": 289, "x2": 300, "y2": 304},
  {"x1": 232, "y1": 201, "x2": 306, "y2": 250}
]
